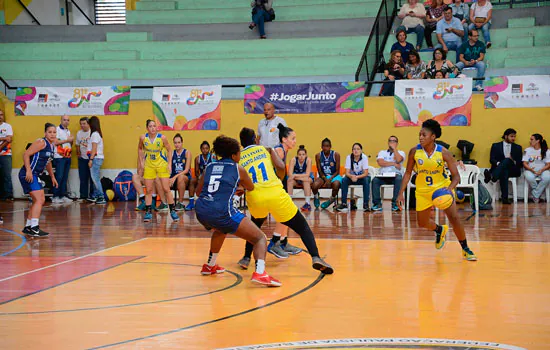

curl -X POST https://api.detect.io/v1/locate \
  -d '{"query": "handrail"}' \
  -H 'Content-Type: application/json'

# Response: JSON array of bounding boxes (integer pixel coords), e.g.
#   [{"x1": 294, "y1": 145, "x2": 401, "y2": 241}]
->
[
  {"x1": 17, "y1": 0, "x2": 41, "y2": 25},
  {"x1": 67, "y1": 0, "x2": 95, "y2": 25}
]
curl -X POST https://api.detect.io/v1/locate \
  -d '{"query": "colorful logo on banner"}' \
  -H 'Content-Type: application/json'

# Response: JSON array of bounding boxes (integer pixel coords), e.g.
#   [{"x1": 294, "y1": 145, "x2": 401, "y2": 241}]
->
[
  {"x1": 394, "y1": 79, "x2": 472, "y2": 127},
  {"x1": 15, "y1": 86, "x2": 130, "y2": 116},
  {"x1": 152, "y1": 85, "x2": 221, "y2": 130},
  {"x1": 484, "y1": 75, "x2": 550, "y2": 109},
  {"x1": 244, "y1": 82, "x2": 365, "y2": 114}
]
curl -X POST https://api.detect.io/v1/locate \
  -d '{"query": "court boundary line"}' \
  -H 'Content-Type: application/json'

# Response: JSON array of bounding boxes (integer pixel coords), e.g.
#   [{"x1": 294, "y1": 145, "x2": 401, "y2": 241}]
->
[
  {"x1": 0, "y1": 237, "x2": 149, "y2": 283},
  {"x1": 89, "y1": 273, "x2": 327, "y2": 349},
  {"x1": 0, "y1": 256, "x2": 146, "y2": 306},
  {"x1": 0, "y1": 262, "x2": 243, "y2": 315},
  {"x1": 0, "y1": 228, "x2": 27, "y2": 257}
]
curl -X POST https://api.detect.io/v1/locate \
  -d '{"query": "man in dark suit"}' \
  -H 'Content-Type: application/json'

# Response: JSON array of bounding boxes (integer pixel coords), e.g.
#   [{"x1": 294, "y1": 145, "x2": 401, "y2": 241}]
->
[{"x1": 484, "y1": 128, "x2": 523, "y2": 204}]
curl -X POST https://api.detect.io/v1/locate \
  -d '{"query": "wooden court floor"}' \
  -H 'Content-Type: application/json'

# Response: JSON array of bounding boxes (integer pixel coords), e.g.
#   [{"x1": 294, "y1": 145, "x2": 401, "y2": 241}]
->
[{"x1": 0, "y1": 200, "x2": 549, "y2": 350}]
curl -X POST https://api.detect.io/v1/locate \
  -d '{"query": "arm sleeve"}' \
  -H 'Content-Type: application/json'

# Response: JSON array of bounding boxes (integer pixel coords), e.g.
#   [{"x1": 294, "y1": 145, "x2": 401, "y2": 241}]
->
[
  {"x1": 362, "y1": 156, "x2": 369, "y2": 169},
  {"x1": 344, "y1": 155, "x2": 351, "y2": 169},
  {"x1": 6, "y1": 125, "x2": 13, "y2": 136},
  {"x1": 545, "y1": 151, "x2": 550, "y2": 163},
  {"x1": 521, "y1": 149, "x2": 529, "y2": 163},
  {"x1": 377, "y1": 150, "x2": 385, "y2": 160}
]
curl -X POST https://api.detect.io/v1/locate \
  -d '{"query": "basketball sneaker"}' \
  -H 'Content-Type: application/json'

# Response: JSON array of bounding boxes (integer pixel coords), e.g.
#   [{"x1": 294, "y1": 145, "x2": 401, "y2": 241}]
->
[
  {"x1": 201, "y1": 264, "x2": 226, "y2": 275},
  {"x1": 371, "y1": 204, "x2": 383, "y2": 212},
  {"x1": 156, "y1": 203, "x2": 169, "y2": 212},
  {"x1": 282, "y1": 241, "x2": 303, "y2": 255},
  {"x1": 335, "y1": 203, "x2": 348, "y2": 212},
  {"x1": 170, "y1": 210, "x2": 179, "y2": 222},
  {"x1": 301, "y1": 203, "x2": 312, "y2": 212},
  {"x1": 267, "y1": 240, "x2": 289, "y2": 259},
  {"x1": 350, "y1": 200, "x2": 358, "y2": 211},
  {"x1": 24, "y1": 226, "x2": 50, "y2": 237},
  {"x1": 175, "y1": 202, "x2": 185, "y2": 211},
  {"x1": 143, "y1": 211, "x2": 153, "y2": 222},
  {"x1": 312, "y1": 256, "x2": 334, "y2": 274},
  {"x1": 135, "y1": 198, "x2": 146, "y2": 211},
  {"x1": 185, "y1": 199, "x2": 195, "y2": 211},
  {"x1": 251, "y1": 272, "x2": 282, "y2": 287},
  {"x1": 95, "y1": 197, "x2": 106, "y2": 205},
  {"x1": 462, "y1": 248, "x2": 477, "y2": 261},
  {"x1": 314, "y1": 195, "x2": 320, "y2": 209},
  {"x1": 435, "y1": 224, "x2": 448, "y2": 250},
  {"x1": 320, "y1": 198, "x2": 334, "y2": 209},
  {"x1": 391, "y1": 203, "x2": 400, "y2": 212},
  {"x1": 238, "y1": 257, "x2": 251, "y2": 270}
]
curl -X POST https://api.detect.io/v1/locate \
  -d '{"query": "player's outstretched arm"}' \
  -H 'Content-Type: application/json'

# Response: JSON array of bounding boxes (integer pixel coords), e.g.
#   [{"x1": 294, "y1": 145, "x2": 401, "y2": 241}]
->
[{"x1": 238, "y1": 165, "x2": 255, "y2": 192}]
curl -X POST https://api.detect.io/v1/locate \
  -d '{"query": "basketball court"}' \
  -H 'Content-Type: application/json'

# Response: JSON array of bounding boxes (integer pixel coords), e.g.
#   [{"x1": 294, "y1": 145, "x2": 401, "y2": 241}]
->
[{"x1": 0, "y1": 200, "x2": 548, "y2": 349}]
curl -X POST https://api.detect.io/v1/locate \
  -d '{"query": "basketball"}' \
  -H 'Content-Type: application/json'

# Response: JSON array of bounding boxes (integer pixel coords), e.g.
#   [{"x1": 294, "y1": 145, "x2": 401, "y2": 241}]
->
[
  {"x1": 456, "y1": 190, "x2": 465, "y2": 203},
  {"x1": 106, "y1": 189, "x2": 115, "y2": 201},
  {"x1": 432, "y1": 188, "x2": 455, "y2": 210}
]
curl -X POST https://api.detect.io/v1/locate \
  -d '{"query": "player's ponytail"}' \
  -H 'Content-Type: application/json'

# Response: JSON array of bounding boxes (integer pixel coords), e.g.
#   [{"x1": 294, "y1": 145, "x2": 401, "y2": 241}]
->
[
  {"x1": 44, "y1": 122, "x2": 56, "y2": 132},
  {"x1": 277, "y1": 123, "x2": 294, "y2": 143},
  {"x1": 533, "y1": 134, "x2": 548, "y2": 160},
  {"x1": 239, "y1": 127, "x2": 256, "y2": 147}
]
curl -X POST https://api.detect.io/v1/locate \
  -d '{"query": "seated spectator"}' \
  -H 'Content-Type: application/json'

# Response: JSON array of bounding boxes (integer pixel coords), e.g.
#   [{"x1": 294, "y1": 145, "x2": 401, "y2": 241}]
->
[
  {"x1": 523, "y1": 134, "x2": 550, "y2": 203},
  {"x1": 249, "y1": 0, "x2": 274, "y2": 39},
  {"x1": 405, "y1": 50, "x2": 427, "y2": 79},
  {"x1": 312, "y1": 138, "x2": 342, "y2": 209},
  {"x1": 336, "y1": 143, "x2": 371, "y2": 212},
  {"x1": 380, "y1": 50, "x2": 405, "y2": 96},
  {"x1": 434, "y1": 70, "x2": 445, "y2": 79},
  {"x1": 426, "y1": 48, "x2": 457, "y2": 78},
  {"x1": 456, "y1": 29, "x2": 486, "y2": 91},
  {"x1": 391, "y1": 30, "x2": 416, "y2": 64},
  {"x1": 469, "y1": 0, "x2": 492, "y2": 48},
  {"x1": 396, "y1": 0, "x2": 426, "y2": 51},
  {"x1": 287, "y1": 145, "x2": 314, "y2": 212},
  {"x1": 372, "y1": 136, "x2": 406, "y2": 212},
  {"x1": 435, "y1": 6, "x2": 464, "y2": 56},
  {"x1": 450, "y1": 0, "x2": 469, "y2": 43},
  {"x1": 425, "y1": 0, "x2": 446, "y2": 49},
  {"x1": 484, "y1": 128, "x2": 523, "y2": 204}
]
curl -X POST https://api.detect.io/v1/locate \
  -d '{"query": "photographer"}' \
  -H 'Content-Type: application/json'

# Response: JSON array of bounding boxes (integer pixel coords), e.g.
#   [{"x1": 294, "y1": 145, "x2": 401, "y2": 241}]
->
[{"x1": 249, "y1": 0, "x2": 274, "y2": 39}]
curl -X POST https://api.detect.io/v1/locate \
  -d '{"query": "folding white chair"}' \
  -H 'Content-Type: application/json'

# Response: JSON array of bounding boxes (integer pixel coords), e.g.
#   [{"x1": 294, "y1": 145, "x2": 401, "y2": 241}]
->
[{"x1": 457, "y1": 164, "x2": 480, "y2": 212}]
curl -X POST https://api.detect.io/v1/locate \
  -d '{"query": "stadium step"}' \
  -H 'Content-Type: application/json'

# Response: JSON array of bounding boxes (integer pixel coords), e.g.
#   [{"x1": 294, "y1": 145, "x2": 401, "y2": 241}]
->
[
  {"x1": 507, "y1": 17, "x2": 536, "y2": 28},
  {"x1": 93, "y1": 50, "x2": 141, "y2": 61},
  {"x1": 106, "y1": 32, "x2": 150, "y2": 42},
  {"x1": 506, "y1": 36, "x2": 534, "y2": 48},
  {"x1": 137, "y1": 0, "x2": 376, "y2": 9},
  {"x1": 80, "y1": 69, "x2": 126, "y2": 80},
  {"x1": 135, "y1": 1, "x2": 177, "y2": 11},
  {"x1": 504, "y1": 54, "x2": 550, "y2": 68}
]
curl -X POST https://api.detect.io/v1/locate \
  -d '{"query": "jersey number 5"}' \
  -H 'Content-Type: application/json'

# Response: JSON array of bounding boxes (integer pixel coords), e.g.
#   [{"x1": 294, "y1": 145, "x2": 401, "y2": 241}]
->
[
  {"x1": 248, "y1": 163, "x2": 269, "y2": 184},
  {"x1": 208, "y1": 175, "x2": 222, "y2": 193}
]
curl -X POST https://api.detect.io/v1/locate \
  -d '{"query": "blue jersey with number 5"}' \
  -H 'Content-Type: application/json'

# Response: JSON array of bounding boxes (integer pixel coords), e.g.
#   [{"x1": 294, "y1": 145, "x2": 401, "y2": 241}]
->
[
  {"x1": 198, "y1": 158, "x2": 240, "y2": 216},
  {"x1": 413, "y1": 144, "x2": 450, "y2": 193}
]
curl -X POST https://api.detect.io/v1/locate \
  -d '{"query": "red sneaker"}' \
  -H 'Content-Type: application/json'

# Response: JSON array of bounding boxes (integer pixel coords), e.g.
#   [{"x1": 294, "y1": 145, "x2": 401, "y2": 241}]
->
[
  {"x1": 251, "y1": 272, "x2": 282, "y2": 287},
  {"x1": 201, "y1": 264, "x2": 226, "y2": 275}
]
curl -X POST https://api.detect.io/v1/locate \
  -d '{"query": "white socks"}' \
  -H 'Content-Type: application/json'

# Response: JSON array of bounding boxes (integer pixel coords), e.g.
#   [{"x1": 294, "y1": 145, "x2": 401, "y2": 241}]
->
[
  {"x1": 305, "y1": 196, "x2": 311, "y2": 205},
  {"x1": 256, "y1": 259, "x2": 266, "y2": 274},
  {"x1": 207, "y1": 252, "x2": 218, "y2": 267},
  {"x1": 31, "y1": 218, "x2": 39, "y2": 227}
]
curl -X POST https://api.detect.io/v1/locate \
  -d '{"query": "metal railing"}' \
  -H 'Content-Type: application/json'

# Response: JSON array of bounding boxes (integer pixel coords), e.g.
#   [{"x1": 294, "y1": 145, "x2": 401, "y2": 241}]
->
[
  {"x1": 355, "y1": 0, "x2": 399, "y2": 95},
  {"x1": 66, "y1": 0, "x2": 95, "y2": 25},
  {"x1": 17, "y1": 0, "x2": 41, "y2": 25}
]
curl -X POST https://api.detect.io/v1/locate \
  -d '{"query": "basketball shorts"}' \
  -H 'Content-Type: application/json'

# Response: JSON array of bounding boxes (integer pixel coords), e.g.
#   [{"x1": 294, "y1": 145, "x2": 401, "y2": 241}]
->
[
  {"x1": 19, "y1": 174, "x2": 44, "y2": 194},
  {"x1": 195, "y1": 198, "x2": 245, "y2": 234},
  {"x1": 416, "y1": 182, "x2": 453, "y2": 212},
  {"x1": 323, "y1": 174, "x2": 343, "y2": 184},
  {"x1": 246, "y1": 186, "x2": 298, "y2": 222},
  {"x1": 144, "y1": 165, "x2": 170, "y2": 180}
]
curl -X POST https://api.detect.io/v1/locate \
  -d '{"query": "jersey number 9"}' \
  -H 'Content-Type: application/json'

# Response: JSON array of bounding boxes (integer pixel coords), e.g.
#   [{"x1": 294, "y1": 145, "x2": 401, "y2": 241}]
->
[{"x1": 426, "y1": 176, "x2": 433, "y2": 186}]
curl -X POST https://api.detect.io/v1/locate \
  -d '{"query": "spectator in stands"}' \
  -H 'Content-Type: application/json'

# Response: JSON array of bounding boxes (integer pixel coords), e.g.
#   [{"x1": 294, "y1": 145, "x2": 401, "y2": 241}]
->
[
  {"x1": 257, "y1": 102, "x2": 286, "y2": 148},
  {"x1": 372, "y1": 136, "x2": 406, "y2": 212},
  {"x1": 380, "y1": 50, "x2": 405, "y2": 96},
  {"x1": 336, "y1": 143, "x2": 370, "y2": 212},
  {"x1": 425, "y1": 0, "x2": 446, "y2": 49},
  {"x1": 450, "y1": 0, "x2": 469, "y2": 43},
  {"x1": 456, "y1": 29, "x2": 486, "y2": 91},
  {"x1": 405, "y1": 50, "x2": 427, "y2": 79},
  {"x1": 53, "y1": 115, "x2": 74, "y2": 204},
  {"x1": 76, "y1": 117, "x2": 92, "y2": 200},
  {"x1": 523, "y1": 134, "x2": 550, "y2": 203},
  {"x1": 434, "y1": 70, "x2": 445, "y2": 79},
  {"x1": 249, "y1": 0, "x2": 274, "y2": 39},
  {"x1": 426, "y1": 48, "x2": 457, "y2": 78},
  {"x1": 397, "y1": 0, "x2": 426, "y2": 51},
  {"x1": 484, "y1": 128, "x2": 523, "y2": 204},
  {"x1": 435, "y1": 7, "x2": 464, "y2": 56},
  {"x1": 87, "y1": 116, "x2": 106, "y2": 205},
  {"x1": 391, "y1": 30, "x2": 416, "y2": 64},
  {"x1": 469, "y1": 0, "x2": 492, "y2": 48},
  {"x1": 0, "y1": 110, "x2": 14, "y2": 201}
]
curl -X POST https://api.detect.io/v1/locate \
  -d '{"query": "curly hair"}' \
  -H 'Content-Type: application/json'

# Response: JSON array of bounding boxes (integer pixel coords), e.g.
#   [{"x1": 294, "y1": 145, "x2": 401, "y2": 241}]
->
[
  {"x1": 422, "y1": 119, "x2": 442, "y2": 139},
  {"x1": 213, "y1": 136, "x2": 241, "y2": 159}
]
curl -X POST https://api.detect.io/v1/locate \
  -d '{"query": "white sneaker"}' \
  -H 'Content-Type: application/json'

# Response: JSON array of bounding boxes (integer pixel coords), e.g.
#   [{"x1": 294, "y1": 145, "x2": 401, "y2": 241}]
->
[
  {"x1": 52, "y1": 197, "x2": 62, "y2": 204},
  {"x1": 62, "y1": 197, "x2": 73, "y2": 203}
]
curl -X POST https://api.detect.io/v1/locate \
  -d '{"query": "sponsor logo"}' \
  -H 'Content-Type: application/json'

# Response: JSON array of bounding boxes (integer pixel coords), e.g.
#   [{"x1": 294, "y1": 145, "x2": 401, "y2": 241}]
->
[{"x1": 511, "y1": 83, "x2": 523, "y2": 94}]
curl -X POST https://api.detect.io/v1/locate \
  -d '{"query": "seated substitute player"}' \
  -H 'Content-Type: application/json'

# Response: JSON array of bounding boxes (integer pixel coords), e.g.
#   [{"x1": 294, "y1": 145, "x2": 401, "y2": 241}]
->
[
  {"x1": 287, "y1": 145, "x2": 314, "y2": 211},
  {"x1": 312, "y1": 138, "x2": 342, "y2": 209}
]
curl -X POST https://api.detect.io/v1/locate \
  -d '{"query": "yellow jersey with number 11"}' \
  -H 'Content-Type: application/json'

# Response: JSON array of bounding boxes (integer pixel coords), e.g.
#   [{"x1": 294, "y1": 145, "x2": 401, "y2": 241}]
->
[
  {"x1": 413, "y1": 144, "x2": 450, "y2": 193},
  {"x1": 239, "y1": 145, "x2": 282, "y2": 190}
]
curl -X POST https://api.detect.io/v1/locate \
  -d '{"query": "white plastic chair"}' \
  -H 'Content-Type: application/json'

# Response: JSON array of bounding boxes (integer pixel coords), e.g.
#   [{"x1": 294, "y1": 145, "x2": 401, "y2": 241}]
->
[
  {"x1": 489, "y1": 177, "x2": 518, "y2": 203},
  {"x1": 457, "y1": 164, "x2": 480, "y2": 212},
  {"x1": 523, "y1": 173, "x2": 550, "y2": 203},
  {"x1": 349, "y1": 166, "x2": 376, "y2": 207}
]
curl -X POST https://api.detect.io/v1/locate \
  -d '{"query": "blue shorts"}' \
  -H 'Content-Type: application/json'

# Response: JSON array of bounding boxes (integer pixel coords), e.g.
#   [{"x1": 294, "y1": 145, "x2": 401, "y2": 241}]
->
[
  {"x1": 327, "y1": 174, "x2": 343, "y2": 183},
  {"x1": 195, "y1": 198, "x2": 245, "y2": 234},
  {"x1": 19, "y1": 174, "x2": 44, "y2": 194}
]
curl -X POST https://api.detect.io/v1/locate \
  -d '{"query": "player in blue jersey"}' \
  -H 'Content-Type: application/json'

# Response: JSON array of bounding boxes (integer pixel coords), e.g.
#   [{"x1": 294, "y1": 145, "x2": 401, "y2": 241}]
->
[
  {"x1": 18, "y1": 123, "x2": 59, "y2": 237},
  {"x1": 169, "y1": 134, "x2": 192, "y2": 211},
  {"x1": 396, "y1": 120, "x2": 477, "y2": 261},
  {"x1": 288, "y1": 145, "x2": 314, "y2": 211},
  {"x1": 187, "y1": 141, "x2": 216, "y2": 211},
  {"x1": 195, "y1": 135, "x2": 281, "y2": 287},
  {"x1": 312, "y1": 138, "x2": 342, "y2": 209}
]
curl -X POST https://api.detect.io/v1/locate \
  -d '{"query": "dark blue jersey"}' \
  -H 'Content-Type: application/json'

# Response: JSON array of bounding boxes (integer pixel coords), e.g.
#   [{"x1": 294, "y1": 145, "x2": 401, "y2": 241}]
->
[
  {"x1": 320, "y1": 150, "x2": 337, "y2": 177},
  {"x1": 198, "y1": 158, "x2": 240, "y2": 217},
  {"x1": 171, "y1": 149, "x2": 188, "y2": 177},
  {"x1": 293, "y1": 157, "x2": 308, "y2": 174},
  {"x1": 20, "y1": 138, "x2": 55, "y2": 176},
  {"x1": 198, "y1": 153, "x2": 215, "y2": 176}
]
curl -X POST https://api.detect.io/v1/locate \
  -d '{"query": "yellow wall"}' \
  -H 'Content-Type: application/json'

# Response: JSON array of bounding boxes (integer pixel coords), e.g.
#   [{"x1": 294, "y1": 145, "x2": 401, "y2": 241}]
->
[
  {"x1": 1, "y1": 95, "x2": 549, "y2": 170},
  {"x1": 4, "y1": 0, "x2": 32, "y2": 24}
]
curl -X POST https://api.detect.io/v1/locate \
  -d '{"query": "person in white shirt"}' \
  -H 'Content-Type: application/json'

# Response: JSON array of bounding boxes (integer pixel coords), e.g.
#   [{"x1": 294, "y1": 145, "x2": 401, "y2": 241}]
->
[
  {"x1": 53, "y1": 115, "x2": 74, "y2": 203},
  {"x1": 468, "y1": 0, "x2": 492, "y2": 48},
  {"x1": 87, "y1": 116, "x2": 106, "y2": 205},
  {"x1": 257, "y1": 102, "x2": 287, "y2": 148},
  {"x1": 0, "y1": 110, "x2": 14, "y2": 200},
  {"x1": 396, "y1": 0, "x2": 427, "y2": 51},
  {"x1": 336, "y1": 143, "x2": 371, "y2": 212},
  {"x1": 76, "y1": 117, "x2": 92, "y2": 200},
  {"x1": 372, "y1": 136, "x2": 406, "y2": 212},
  {"x1": 523, "y1": 134, "x2": 550, "y2": 203}
]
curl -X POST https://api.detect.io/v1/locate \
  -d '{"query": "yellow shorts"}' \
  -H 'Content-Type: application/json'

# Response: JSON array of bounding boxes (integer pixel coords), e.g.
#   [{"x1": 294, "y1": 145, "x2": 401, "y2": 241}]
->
[
  {"x1": 144, "y1": 165, "x2": 170, "y2": 180},
  {"x1": 416, "y1": 186, "x2": 454, "y2": 212},
  {"x1": 246, "y1": 186, "x2": 298, "y2": 222}
]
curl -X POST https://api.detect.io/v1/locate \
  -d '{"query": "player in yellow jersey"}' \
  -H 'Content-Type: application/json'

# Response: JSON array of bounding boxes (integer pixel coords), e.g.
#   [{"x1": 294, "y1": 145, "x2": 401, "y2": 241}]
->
[
  {"x1": 396, "y1": 120, "x2": 477, "y2": 261},
  {"x1": 236, "y1": 127, "x2": 334, "y2": 274},
  {"x1": 138, "y1": 119, "x2": 179, "y2": 223}
]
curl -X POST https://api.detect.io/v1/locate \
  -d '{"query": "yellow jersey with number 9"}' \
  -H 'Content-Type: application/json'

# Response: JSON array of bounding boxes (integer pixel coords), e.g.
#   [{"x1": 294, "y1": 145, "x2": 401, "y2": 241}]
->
[
  {"x1": 143, "y1": 133, "x2": 168, "y2": 168},
  {"x1": 413, "y1": 144, "x2": 450, "y2": 193},
  {"x1": 239, "y1": 145, "x2": 282, "y2": 190}
]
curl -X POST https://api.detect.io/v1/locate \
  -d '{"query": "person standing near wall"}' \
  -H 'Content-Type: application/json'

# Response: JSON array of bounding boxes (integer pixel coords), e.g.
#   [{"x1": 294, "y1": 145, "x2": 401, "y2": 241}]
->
[
  {"x1": 53, "y1": 115, "x2": 74, "y2": 203},
  {"x1": 76, "y1": 117, "x2": 92, "y2": 200},
  {"x1": 87, "y1": 116, "x2": 106, "y2": 205},
  {"x1": 257, "y1": 102, "x2": 286, "y2": 148},
  {"x1": 0, "y1": 110, "x2": 14, "y2": 201}
]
